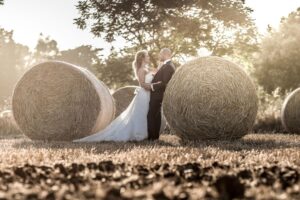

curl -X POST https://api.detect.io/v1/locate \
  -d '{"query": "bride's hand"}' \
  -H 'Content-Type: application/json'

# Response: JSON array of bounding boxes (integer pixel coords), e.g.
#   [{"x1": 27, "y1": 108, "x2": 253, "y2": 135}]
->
[
  {"x1": 149, "y1": 67, "x2": 157, "y2": 72},
  {"x1": 151, "y1": 68, "x2": 158, "y2": 76},
  {"x1": 142, "y1": 83, "x2": 152, "y2": 91}
]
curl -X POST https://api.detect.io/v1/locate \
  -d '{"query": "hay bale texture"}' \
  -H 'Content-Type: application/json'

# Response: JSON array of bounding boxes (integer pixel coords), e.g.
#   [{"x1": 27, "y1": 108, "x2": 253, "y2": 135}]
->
[
  {"x1": 281, "y1": 88, "x2": 300, "y2": 133},
  {"x1": 112, "y1": 86, "x2": 167, "y2": 133},
  {"x1": 163, "y1": 56, "x2": 258, "y2": 140},
  {"x1": 12, "y1": 61, "x2": 115, "y2": 141}
]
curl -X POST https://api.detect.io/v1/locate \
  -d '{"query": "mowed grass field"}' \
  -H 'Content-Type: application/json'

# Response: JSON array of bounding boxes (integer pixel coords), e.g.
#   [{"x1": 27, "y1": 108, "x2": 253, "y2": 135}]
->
[
  {"x1": 0, "y1": 133, "x2": 299, "y2": 168},
  {"x1": 0, "y1": 132, "x2": 299, "y2": 199}
]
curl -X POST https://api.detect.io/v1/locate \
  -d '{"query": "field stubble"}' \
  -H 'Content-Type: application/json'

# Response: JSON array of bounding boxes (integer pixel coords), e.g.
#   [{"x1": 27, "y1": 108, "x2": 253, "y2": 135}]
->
[{"x1": 0, "y1": 133, "x2": 299, "y2": 199}]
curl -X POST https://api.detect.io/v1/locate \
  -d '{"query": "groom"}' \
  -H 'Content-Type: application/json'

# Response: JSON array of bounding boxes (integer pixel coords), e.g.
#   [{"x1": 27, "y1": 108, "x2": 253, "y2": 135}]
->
[{"x1": 143, "y1": 48, "x2": 175, "y2": 140}]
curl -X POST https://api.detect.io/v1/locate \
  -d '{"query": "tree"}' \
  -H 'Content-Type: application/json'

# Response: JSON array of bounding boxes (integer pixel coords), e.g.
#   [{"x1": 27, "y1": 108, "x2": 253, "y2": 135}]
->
[
  {"x1": 0, "y1": 28, "x2": 30, "y2": 104},
  {"x1": 95, "y1": 53, "x2": 137, "y2": 88},
  {"x1": 57, "y1": 45, "x2": 102, "y2": 73},
  {"x1": 29, "y1": 35, "x2": 102, "y2": 72},
  {"x1": 30, "y1": 33, "x2": 59, "y2": 65},
  {"x1": 0, "y1": 0, "x2": 3, "y2": 5},
  {"x1": 74, "y1": 0, "x2": 258, "y2": 66},
  {"x1": 253, "y1": 8, "x2": 300, "y2": 93}
]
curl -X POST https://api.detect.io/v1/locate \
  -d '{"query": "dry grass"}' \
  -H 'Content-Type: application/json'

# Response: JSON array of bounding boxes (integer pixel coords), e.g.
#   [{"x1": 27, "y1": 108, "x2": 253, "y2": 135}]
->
[
  {"x1": 0, "y1": 133, "x2": 298, "y2": 199},
  {"x1": 0, "y1": 133, "x2": 299, "y2": 169}
]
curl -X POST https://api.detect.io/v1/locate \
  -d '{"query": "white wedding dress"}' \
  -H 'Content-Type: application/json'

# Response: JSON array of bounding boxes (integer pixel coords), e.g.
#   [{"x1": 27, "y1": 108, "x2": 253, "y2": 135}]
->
[{"x1": 74, "y1": 73, "x2": 153, "y2": 142}]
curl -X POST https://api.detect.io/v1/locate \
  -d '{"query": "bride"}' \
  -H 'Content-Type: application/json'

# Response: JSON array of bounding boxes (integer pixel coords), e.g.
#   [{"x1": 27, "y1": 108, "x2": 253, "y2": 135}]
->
[{"x1": 74, "y1": 50, "x2": 155, "y2": 142}]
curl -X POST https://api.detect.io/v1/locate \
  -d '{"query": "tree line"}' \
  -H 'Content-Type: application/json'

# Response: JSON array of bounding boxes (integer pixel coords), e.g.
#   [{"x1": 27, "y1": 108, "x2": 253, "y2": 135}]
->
[{"x1": 0, "y1": 0, "x2": 300, "y2": 105}]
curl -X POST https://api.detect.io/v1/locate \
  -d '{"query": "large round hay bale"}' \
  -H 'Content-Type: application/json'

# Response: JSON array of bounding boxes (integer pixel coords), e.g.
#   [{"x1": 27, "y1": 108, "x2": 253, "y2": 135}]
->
[
  {"x1": 0, "y1": 110, "x2": 13, "y2": 119},
  {"x1": 112, "y1": 86, "x2": 167, "y2": 133},
  {"x1": 0, "y1": 109, "x2": 22, "y2": 137},
  {"x1": 12, "y1": 61, "x2": 115, "y2": 141},
  {"x1": 281, "y1": 88, "x2": 300, "y2": 133},
  {"x1": 112, "y1": 86, "x2": 138, "y2": 117},
  {"x1": 163, "y1": 56, "x2": 258, "y2": 140}
]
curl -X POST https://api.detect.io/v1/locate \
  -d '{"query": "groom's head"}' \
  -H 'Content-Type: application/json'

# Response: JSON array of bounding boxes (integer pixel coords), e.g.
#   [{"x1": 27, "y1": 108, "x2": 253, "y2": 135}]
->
[{"x1": 159, "y1": 48, "x2": 172, "y2": 62}]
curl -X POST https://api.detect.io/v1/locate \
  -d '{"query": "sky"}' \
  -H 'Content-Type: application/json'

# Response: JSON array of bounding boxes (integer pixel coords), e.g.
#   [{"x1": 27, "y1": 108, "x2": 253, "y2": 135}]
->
[{"x1": 0, "y1": 0, "x2": 299, "y2": 57}]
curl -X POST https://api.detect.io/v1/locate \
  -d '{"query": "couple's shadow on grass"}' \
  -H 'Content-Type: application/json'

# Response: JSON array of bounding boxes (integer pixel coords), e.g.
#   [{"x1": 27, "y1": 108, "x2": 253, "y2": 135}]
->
[{"x1": 11, "y1": 133, "x2": 300, "y2": 154}]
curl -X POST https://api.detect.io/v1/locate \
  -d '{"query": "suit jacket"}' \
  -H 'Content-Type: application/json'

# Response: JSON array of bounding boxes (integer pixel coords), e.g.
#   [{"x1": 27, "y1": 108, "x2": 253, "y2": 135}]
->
[{"x1": 150, "y1": 61, "x2": 175, "y2": 101}]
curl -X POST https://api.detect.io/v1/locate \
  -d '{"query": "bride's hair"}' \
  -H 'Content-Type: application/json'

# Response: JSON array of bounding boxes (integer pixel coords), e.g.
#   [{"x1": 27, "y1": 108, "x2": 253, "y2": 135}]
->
[{"x1": 132, "y1": 50, "x2": 148, "y2": 78}]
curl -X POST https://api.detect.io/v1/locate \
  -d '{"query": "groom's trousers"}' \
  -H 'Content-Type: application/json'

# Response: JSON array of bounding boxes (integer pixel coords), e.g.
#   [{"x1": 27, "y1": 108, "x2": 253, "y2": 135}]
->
[{"x1": 147, "y1": 98, "x2": 162, "y2": 140}]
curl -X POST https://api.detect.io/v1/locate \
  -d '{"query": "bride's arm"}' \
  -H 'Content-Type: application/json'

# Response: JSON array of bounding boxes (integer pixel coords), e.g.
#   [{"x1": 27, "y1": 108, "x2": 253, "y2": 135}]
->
[{"x1": 137, "y1": 69, "x2": 151, "y2": 90}]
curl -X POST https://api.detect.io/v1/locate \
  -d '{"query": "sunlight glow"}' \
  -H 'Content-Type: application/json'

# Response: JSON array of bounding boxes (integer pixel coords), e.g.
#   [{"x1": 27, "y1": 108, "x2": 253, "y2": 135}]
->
[
  {"x1": 246, "y1": 0, "x2": 300, "y2": 33},
  {"x1": 0, "y1": 0, "x2": 299, "y2": 56}
]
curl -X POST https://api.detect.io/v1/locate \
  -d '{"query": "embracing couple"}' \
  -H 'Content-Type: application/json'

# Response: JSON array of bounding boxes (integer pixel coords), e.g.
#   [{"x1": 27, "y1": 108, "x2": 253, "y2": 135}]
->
[{"x1": 74, "y1": 48, "x2": 175, "y2": 142}]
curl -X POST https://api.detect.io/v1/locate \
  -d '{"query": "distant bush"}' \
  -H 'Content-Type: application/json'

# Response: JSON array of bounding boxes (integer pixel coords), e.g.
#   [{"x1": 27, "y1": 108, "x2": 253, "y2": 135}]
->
[
  {"x1": 0, "y1": 116, "x2": 22, "y2": 137},
  {"x1": 253, "y1": 87, "x2": 290, "y2": 133},
  {"x1": 0, "y1": 108, "x2": 22, "y2": 137}
]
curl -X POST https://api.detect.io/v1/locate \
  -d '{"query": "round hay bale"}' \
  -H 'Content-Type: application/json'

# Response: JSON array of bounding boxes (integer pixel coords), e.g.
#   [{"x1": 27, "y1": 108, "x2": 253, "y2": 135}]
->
[
  {"x1": 0, "y1": 109, "x2": 22, "y2": 136},
  {"x1": 0, "y1": 110, "x2": 13, "y2": 119},
  {"x1": 281, "y1": 88, "x2": 300, "y2": 133},
  {"x1": 0, "y1": 109, "x2": 17, "y2": 126},
  {"x1": 162, "y1": 56, "x2": 258, "y2": 140},
  {"x1": 12, "y1": 61, "x2": 115, "y2": 141},
  {"x1": 0, "y1": 109, "x2": 16, "y2": 127},
  {"x1": 112, "y1": 86, "x2": 167, "y2": 133},
  {"x1": 112, "y1": 86, "x2": 138, "y2": 118}
]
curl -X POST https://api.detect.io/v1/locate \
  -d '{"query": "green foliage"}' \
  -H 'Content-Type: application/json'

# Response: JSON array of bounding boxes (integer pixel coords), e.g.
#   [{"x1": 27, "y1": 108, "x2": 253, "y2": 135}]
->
[
  {"x1": 30, "y1": 33, "x2": 59, "y2": 64},
  {"x1": 253, "y1": 8, "x2": 300, "y2": 93},
  {"x1": 0, "y1": 0, "x2": 3, "y2": 5},
  {"x1": 74, "y1": 0, "x2": 258, "y2": 66},
  {"x1": 253, "y1": 87, "x2": 289, "y2": 133},
  {"x1": 28, "y1": 34, "x2": 103, "y2": 74},
  {"x1": 57, "y1": 45, "x2": 103, "y2": 74},
  {"x1": 0, "y1": 28, "x2": 30, "y2": 103},
  {"x1": 95, "y1": 53, "x2": 138, "y2": 89}
]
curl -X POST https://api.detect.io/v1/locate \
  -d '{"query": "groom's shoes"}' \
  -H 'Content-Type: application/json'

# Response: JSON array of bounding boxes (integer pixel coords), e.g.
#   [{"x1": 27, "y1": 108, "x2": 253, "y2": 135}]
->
[
  {"x1": 147, "y1": 130, "x2": 160, "y2": 140},
  {"x1": 148, "y1": 136, "x2": 159, "y2": 141}
]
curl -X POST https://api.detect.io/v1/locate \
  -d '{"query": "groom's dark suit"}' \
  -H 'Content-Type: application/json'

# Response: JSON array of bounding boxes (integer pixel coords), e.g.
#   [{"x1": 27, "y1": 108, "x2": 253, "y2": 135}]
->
[{"x1": 147, "y1": 60, "x2": 175, "y2": 140}]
